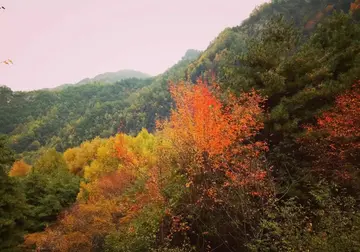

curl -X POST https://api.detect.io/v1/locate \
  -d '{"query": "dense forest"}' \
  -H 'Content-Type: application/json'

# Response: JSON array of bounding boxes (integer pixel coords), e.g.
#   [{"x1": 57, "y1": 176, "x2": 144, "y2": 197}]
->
[{"x1": 1, "y1": 0, "x2": 360, "y2": 251}]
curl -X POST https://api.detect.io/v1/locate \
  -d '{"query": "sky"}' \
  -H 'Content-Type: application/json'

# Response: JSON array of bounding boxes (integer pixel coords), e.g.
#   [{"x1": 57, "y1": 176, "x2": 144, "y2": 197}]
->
[{"x1": 0, "y1": 0, "x2": 267, "y2": 91}]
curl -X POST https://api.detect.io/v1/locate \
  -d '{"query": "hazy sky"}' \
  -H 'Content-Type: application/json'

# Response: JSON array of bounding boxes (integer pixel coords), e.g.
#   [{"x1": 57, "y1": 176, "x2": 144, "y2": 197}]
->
[{"x1": 0, "y1": 0, "x2": 267, "y2": 91}]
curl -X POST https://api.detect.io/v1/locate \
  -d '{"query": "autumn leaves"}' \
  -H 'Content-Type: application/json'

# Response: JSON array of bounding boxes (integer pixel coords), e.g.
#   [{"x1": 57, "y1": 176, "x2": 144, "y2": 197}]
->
[
  {"x1": 24, "y1": 80, "x2": 270, "y2": 250},
  {"x1": 300, "y1": 81, "x2": 360, "y2": 183},
  {"x1": 24, "y1": 79, "x2": 360, "y2": 251},
  {"x1": 160, "y1": 80, "x2": 270, "y2": 200}
]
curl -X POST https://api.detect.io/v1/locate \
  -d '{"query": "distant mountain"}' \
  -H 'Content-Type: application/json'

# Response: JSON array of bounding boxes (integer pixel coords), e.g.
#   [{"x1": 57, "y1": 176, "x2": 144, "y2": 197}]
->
[
  {"x1": 77, "y1": 69, "x2": 151, "y2": 85},
  {"x1": 54, "y1": 69, "x2": 151, "y2": 90}
]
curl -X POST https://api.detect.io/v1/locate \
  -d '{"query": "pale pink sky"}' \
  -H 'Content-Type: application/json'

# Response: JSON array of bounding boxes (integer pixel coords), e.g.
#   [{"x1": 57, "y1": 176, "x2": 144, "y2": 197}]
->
[{"x1": 0, "y1": 0, "x2": 267, "y2": 91}]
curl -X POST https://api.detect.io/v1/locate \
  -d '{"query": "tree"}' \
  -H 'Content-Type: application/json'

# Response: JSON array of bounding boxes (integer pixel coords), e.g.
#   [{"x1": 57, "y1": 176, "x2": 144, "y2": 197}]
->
[
  {"x1": 23, "y1": 169, "x2": 80, "y2": 232},
  {"x1": 301, "y1": 81, "x2": 360, "y2": 186},
  {"x1": 23, "y1": 148, "x2": 80, "y2": 232},
  {"x1": 160, "y1": 80, "x2": 268, "y2": 190},
  {"x1": 0, "y1": 136, "x2": 27, "y2": 251},
  {"x1": 156, "y1": 80, "x2": 272, "y2": 250},
  {"x1": 9, "y1": 160, "x2": 32, "y2": 177},
  {"x1": 25, "y1": 170, "x2": 137, "y2": 251},
  {"x1": 64, "y1": 137, "x2": 104, "y2": 176},
  {"x1": 34, "y1": 148, "x2": 68, "y2": 174}
]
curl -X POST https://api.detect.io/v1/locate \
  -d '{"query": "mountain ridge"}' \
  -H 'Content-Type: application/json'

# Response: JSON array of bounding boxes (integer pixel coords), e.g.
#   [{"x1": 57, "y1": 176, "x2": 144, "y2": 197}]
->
[{"x1": 52, "y1": 69, "x2": 151, "y2": 90}]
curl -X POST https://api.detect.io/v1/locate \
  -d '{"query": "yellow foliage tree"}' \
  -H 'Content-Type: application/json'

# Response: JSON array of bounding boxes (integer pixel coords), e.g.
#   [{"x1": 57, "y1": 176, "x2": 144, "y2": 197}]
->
[
  {"x1": 64, "y1": 137, "x2": 104, "y2": 176},
  {"x1": 115, "y1": 128, "x2": 157, "y2": 176},
  {"x1": 84, "y1": 137, "x2": 120, "y2": 181}
]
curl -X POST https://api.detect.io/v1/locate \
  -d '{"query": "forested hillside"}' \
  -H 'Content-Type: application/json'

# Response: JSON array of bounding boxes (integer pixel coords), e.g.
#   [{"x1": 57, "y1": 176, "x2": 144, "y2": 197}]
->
[
  {"x1": 1, "y1": 0, "x2": 360, "y2": 251},
  {"x1": 0, "y1": 78, "x2": 153, "y2": 157},
  {"x1": 186, "y1": 0, "x2": 356, "y2": 82},
  {"x1": 0, "y1": 49, "x2": 200, "y2": 162}
]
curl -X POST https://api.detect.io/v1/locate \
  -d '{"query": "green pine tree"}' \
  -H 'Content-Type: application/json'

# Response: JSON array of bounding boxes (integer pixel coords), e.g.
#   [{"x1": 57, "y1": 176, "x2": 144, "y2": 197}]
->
[{"x1": 0, "y1": 136, "x2": 27, "y2": 252}]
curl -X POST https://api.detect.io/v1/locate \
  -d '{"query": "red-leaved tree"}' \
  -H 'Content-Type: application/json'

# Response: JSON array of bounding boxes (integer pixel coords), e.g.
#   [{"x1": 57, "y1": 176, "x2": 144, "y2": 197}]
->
[
  {"x1": 302, "y1": 81, "x2": 360, "y2": 183},
  {"x1": 156, "y1": 80, "x2": 273, "y2": 249}
]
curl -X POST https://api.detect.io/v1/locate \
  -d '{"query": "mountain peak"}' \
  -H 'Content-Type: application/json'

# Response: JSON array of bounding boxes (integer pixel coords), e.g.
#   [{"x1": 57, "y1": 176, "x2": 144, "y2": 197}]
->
[{"x1": 182, "y1": 49, "x2": 202, "y2": 61}]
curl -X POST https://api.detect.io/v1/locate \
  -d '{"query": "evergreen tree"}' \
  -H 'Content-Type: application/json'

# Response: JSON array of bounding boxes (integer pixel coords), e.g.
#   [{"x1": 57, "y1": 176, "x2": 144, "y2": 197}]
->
[
  {"x1": 24, "y1": 148, "x2": 80, "y2": 232},
  {"x1": 0, "y1": 136, "x2": 27, "y2": 252}
]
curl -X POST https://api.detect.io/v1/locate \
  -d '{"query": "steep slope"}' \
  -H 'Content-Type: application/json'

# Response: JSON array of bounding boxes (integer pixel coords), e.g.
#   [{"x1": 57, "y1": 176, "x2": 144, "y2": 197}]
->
[
  {"x1": 187, "y1": 0, "x2": 355, "y2": 82},
  {"x1": 185, "y1": 0, "x2": 359, "y2": 143}
]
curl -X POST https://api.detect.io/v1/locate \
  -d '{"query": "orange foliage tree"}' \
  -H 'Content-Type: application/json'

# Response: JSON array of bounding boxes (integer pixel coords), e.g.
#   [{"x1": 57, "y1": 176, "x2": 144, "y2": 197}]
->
[
  {"x1": 24, "y1": 170, "x2": 137, "y2": 252},
  {"x1": 159, "y1": 80, "x2": 269, "y2": 193},
  {"x1": 155, "y1": 79, "x2": 272, "y2": 229},
  {"x1": 155, "y1": 80, "x2": 272, "y2": 248},
  {"x1": 9, "y1": 160, "x2": 31, "y2": 177},
  {"x1": 301, "y1": 81, "x2": 360, "y2": 183},
  {"x1": 351, "y1": 0, "x2": 360, "y2": 11}
]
